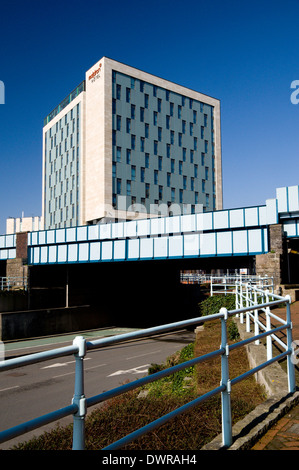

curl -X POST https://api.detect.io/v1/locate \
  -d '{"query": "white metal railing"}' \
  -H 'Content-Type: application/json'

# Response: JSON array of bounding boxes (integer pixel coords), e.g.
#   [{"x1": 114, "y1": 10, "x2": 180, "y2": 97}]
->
[
  {"x1": 210, "y1": 275, "x2": 274, "y2": 297},
  {"x1": 0, "y1": 276, "x2": 28, "y2": 291},
  {"x1": 0, "y1": 278, "x2": 296, "y2": 450}
]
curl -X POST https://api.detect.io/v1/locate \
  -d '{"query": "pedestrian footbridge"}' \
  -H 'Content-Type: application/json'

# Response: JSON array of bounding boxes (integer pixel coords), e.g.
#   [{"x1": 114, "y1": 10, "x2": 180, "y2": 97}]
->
[{"x1": 0, "y1": 185, "x2": 299, "y2": 266}]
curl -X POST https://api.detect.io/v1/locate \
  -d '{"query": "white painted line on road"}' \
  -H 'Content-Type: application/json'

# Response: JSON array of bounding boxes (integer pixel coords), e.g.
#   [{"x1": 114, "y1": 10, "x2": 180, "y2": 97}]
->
[
  {"x1": 126, "y1": 350, "x2": 161, "y2": 360},
  {"x1": 0, "y1": 385, "x2": 20, "y2": 393},
  {"x1": 41, "y1": 358, "x2": 91, "y2": 369},
  {"x1": 85, "y1": 363, "x2": 107, "y2": 371},
  {"x1": 108, "y1": 364, "x2": 150, "y2": 377}
]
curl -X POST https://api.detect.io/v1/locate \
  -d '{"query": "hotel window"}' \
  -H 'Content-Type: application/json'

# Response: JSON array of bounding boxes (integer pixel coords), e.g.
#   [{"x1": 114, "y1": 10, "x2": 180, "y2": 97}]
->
[
  {"x1": 116, "y1": 84, "x2": 121, "y2": 100},
  {"x1": 195, "y1": 192, "x2": 199, "y2": 204},
  {"x1": 182, "y1": 121, "x2": 186, "y2": 134},
  {"x1": 178, "y1": 133, "x2": 182, "y2": 147},
  {"x1": 126, "y1": 87, "x2": 130, "y2": 103},
  {"x1": 191, "y1": 178, "x2": 194, "y2": 191},
  {"x1": 112, "y1": 99, "x2": 116, "y2": 114},
  {"x1": 126, "y1": 118, "x2": 131, "y2": 133},
  {"x1": 159, "y1": 186, "x2": 163, "y2": 200},
  {"x1": 206, "y1": 194, "x2": 209, "y2": 207},
  {"x1": 171, "y1": 159, "x2": 175, "y2": 173},
  {"x1": 140, "y1": 81, "x2": 144, "y2": 92},
  {"x1": 131, "y1": 165, "x2": 136, "y2": 181},
  {"x1": 193, "y1": 110, "x2": 197, "y2": 123},
  {"x1": 167, "y1": 173, "x2": 171, "y2": 187},
  {"x1": 153, "y1": 111, "x2": 158, "y2": 125},
  {"x1": 205, "y1": 140, "x2": 208, "y2": 153},
  {"x1": 153, "y1": 85, "x2": 157, "y2": 96},
  {"x1": 140, "y1": 137, "x2": 145, "y2": 152},
  {"x1": 116, "y1": 179, "x2": 121, "y2": 194},
  {"x1": 182, "y1": 96, "x2": 185, "y2": 106},
  {"x1": 170, "y1": 102, "x2": 174, "y2": 116},
  {"x1": 140, "y1": 167, "x2": 145, "y2": 182},
  {"x1": 204, "y1": 114, "x2": 208, "y2": 126},
  {"x1": 158, "y1": 156, "x2": 163, "y2": 170},
  {"x1": 145, "y1": 183, "x2": 150, "y2": 198},
  {"x1": 166, "y1": 90, "x2": 170, "y2": 101},
  {"x1": 112, "y1": 162, "x2": 116, "y2": 178},
  {"x1": 194, "y1": 164, "x2": 198, "y2": 178},
  {"x1": 178, "y1": 105, "x2": 182, "y2": 119},
  {"x1": 171, "y1": 188, "x2": 175, "y2": 202},
  {"x1": 201, "y1": 153, "x2": 205, "y2": 166},
  {"x1": 154, "y1": 170, "x2": 158, "y2": 185},
  {"x1": 117, "y1": 147, "x2": 121, "y2": 162},
  {"x1": 140, "y1": 107, "x2": 144, "y2": 122},
  {"x1": 158, "y1": 98, "x2": 162, "y2": 112},
  {"x1": 131, "y1": 104, "x2": 135, "y2": 119},
  {"x1": 179, "y1": 189, "x2": 183, "y2": 204},
  {"x1": 190, "y1": 123, "x2": 193, "y2": 136},
  {"x1": 189, "y1": 98, "x2": 193, "y2": 109},
  {"x1": 183, "y1": 148, "x2": 186, "y2": 161},
  {"x1": 190, "y1": 150, "x2": 194, "y2": 163},
  {"x1": 126, "y1": 180, "x2": 131, "y2": 196},
  {"x1": 179, "y1": 161, "x2": 183, "y2": 175},
  {"x1": 154, "y1": 140, "x2": 158, "y2": 155},
  {"x1": 131, "y1": 78, "x2": 135, "y2": 89},
  {"x1": 158, "y1": 127, "x2": 162, "y2": 141},
  {"x1": 201, "y1": 126, "x2": 204, "y2": 139},
  {"x1": 117, "y1": 115, "x2": 121, "y2": 131},
  {"x1": 194, "y1": 137, "x2": 198, "y2": 150},
  {"x1": 144, "y1": 94, "x2": 149, "y2": 108},
  {"x1": 145, "y1": 123, "x2": 149, "y2": 138},
  {"x1": 205, "y1": 167, "x2": 209, "y2": 180},
  {"x1": 126, "y1": 149, "x2": 131, "y2": 164},
  {"x1": 145, "y1": 153, "x2": 150, "y2": 168},
  {"x1": 202, "y1": 180, "x2": 205, "y2": 192},
  {"x1": 166, "y1": 115, "x2": 170, "y2": 129},
  {"x1": 167, "y1": 144, "x2": 170, "y2": 158},
  {"x1": 131, "y1": 135, "x2": 136, "y2": 149},
  {"x1": 170, "y1": 131, "x2": 174, "y2": 144}
]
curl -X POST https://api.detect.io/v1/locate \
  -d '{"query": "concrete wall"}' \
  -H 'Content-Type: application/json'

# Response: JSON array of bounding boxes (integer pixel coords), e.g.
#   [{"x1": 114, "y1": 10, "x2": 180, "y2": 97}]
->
[{"x1": 0, "y1": 305, "x2": 110, "y2": 341}]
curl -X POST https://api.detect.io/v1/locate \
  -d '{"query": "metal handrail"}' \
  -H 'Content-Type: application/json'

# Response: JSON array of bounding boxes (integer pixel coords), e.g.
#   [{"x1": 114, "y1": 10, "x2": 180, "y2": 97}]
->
[{"x1": 0, "y1": 285, "x2": 296, "y2": 450}]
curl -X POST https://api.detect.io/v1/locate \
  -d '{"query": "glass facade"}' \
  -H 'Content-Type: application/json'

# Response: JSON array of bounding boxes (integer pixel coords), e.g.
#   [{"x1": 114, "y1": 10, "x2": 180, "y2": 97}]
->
[
  {"x1": 111, "y1": 70, "x2": 216, "y2": 215},
  {"x1": 44, "y1": 102, "x2": 81, "y2": 229}
]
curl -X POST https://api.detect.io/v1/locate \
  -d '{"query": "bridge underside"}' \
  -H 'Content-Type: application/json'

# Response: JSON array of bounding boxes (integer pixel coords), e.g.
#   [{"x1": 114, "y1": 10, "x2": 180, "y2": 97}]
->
[{"x1": 28, "y1": 256, "x2": 255, "y2": 328}]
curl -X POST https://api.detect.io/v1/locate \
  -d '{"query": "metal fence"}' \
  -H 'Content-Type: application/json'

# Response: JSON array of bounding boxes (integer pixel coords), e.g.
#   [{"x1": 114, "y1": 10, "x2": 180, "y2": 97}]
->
[
  {"x1": 0, "y1": 280, "x2": 296, "y2": 450},
  {"x1": 0, "y1": 276, "x2": 28, "y2": 291}
]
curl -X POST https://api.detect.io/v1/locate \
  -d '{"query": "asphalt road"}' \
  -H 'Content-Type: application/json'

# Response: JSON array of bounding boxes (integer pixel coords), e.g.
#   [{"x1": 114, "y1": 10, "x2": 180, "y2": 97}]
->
[{"x1": 0, "y1": 328, "x2": 195, "y2": 449}]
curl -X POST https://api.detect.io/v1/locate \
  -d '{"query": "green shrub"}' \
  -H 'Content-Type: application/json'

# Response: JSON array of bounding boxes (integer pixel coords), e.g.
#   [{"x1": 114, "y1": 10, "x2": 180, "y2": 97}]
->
[
  {"x1": 198, "y1": 294, "x2": 239, "y2": 341},
  {"x1": 199, "y1": 294, "x2": 236, "y2": 317}
]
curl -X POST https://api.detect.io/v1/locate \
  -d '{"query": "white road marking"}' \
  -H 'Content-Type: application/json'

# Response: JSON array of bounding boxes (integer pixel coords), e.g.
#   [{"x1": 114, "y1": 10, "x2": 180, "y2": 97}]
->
[
  {"x1": 108, "y1": 364, "x2": 150, "y2": 377},
  {"x1": 0, "y1": 385, "x2": 20, "y2": 393},
  {"x1": 41, "y1": 358, "x2": 90, "y2": 369},
  {"x1": 126, "y1": 350, "x2": 161, "y2": 360}
]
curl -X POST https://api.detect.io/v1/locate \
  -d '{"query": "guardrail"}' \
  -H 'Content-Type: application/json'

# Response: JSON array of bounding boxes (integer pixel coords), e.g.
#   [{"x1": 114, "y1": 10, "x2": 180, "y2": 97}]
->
[
  {"x1": 0, "y1": 286, "x2": 296, "y2": 450},
  {"x1": 0, "y1": 276, "x2": 28, "y2": 291}
]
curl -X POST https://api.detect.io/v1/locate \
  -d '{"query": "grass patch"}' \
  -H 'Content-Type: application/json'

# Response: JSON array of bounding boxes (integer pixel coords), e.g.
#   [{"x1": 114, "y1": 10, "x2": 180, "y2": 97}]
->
[{"x1": 11, "y1": 315, "x2": 266, "y2": 450}]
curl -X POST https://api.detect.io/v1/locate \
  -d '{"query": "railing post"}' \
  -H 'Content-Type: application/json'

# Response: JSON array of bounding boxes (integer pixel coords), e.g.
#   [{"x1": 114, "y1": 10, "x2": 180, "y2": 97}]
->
[
  {"x1": 72, "y1": 336, "x2": 87, "y2": 450},
  {"x1": 254, "y1": 289, "x2": 260, "y2": 345},
  {"x1": 285, "y1": 296, "x2": 296, "y2": 393},
  {"x1": 265, "y1": 289, "x2": 273, "y2": 360},
  {"x1": 246, "y1": 283, "x2": 250, "y2": 332},
  {"x1": 220, "y1": 307, "x2": 232, "y2": 448}
]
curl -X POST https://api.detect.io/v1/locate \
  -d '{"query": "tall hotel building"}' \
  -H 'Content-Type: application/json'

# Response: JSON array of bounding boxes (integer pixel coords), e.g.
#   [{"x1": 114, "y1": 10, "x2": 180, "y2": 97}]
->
[{"x1": 42, "y1": 57, "x2": 222, "y2": 229}]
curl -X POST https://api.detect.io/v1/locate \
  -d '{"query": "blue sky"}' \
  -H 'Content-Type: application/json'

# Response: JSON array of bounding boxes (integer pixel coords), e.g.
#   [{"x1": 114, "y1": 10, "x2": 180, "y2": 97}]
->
[{"x1": 0, "y1": 0, "x2": 299, "y2": 234}]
